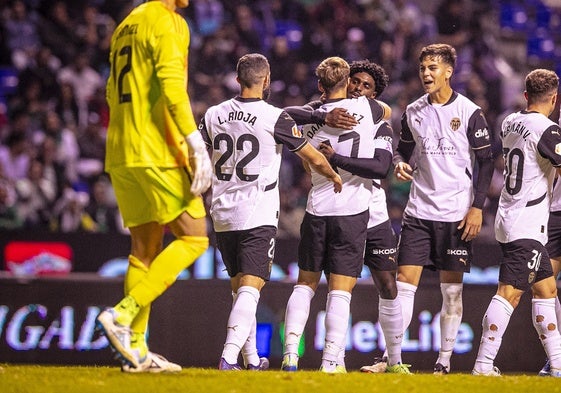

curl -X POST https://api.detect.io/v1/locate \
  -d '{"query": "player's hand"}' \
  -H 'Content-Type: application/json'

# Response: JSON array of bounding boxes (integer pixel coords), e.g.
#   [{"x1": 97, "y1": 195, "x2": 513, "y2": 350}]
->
[
  {"x1": 458, "y1": 207, "x2": 482, "y2": 241},
  {"x1": 318, "y1": 142, "x2": 336, "y2": 161},
  {"x1": 325, "y1": 108, "x2": 357, "y2": 130},
  {"x1": 185, "y1": 131, "x2": 212, "y2": 196},
  {"x1": 394, "y1": 161, "x2": 414, "y2": 182},
  {"x1": 330, "y1": 173, "x2": 343, "y2": 193}
]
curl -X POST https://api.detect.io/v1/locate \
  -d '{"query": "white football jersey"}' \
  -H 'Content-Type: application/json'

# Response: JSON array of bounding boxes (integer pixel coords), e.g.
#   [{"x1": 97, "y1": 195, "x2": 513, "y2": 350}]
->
[
  {"x1": 368, "y1": 122, "x2": 394, "y2": 227},
  {"x1": 200, "y1": 97, "x2": 306, "y2": 232},
  {"x1": 495, "y1": 110, "x2": 561, "y2": 244},
  {"x1": 369, "y1": 181, "x2": 389, "y2": 227},
  {"x1": 551, "y1": 116, "x2": 561, "y2": 213},
  {"x1": 400, "y1": 92, "x2": 491, "y2": 221},
  {"x1": 551, "y1": 178, "x2": 561, "y2": 212},
  {"x1": 301, "y1": 96, "x2": 384, "y2": 216}
]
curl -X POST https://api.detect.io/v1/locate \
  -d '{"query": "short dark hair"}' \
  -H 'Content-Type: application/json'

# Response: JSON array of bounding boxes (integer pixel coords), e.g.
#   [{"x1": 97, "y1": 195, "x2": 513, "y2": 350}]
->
[
  {"x1": 525, "y1": 68, "x2": 559, "y2": 105},
  {"x1": 349, "y1": 60, "x2": 389, "y2": 97},
  {"x1": 236, "y1": 53, "x2": 270, "y2": 89},
  {"x1": 419, "y1": 43, "x2": 457, "y2": 68}
]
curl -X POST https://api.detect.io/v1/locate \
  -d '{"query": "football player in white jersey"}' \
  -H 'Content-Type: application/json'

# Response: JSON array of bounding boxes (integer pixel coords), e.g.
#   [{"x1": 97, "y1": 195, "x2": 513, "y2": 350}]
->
[
  {"x1": 472, "y1": 69, "x2": 561, "y2": 377},
  {"x1": 539, "y1": 110, "x2": 561, "y2": 376},
  {"x1": 393, "y1": 44, "x2": 495, "y2": 374},
  {"x1": 343, "y1": 60, "x2": 408, "y2": 374},
  {"x1": 281, "y1": 56, "x2": 391, "y2": 373},
  {"x1": 284, "y1": 60, "x2": 408, "y2": 373},
  {"x1": 539, "y1": 179, "x2": 561, "y2": 375},
  {"x1": 199, "y1": 53, "x2": 342, "y2": 370}
]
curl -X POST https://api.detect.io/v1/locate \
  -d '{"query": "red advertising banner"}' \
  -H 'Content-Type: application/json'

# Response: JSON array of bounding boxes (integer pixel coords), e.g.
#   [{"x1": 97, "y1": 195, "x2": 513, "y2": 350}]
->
[{"x1": 4, "y1": 241, "x2": 73, "y2": 276}]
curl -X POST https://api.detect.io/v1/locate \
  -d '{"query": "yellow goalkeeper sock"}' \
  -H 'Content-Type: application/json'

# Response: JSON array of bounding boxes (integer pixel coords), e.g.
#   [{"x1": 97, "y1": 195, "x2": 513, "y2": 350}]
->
[
  {"x1": 130, "y1": 332, "x2": 149, "y2": 360},
  {"x1": 114, "y1": 295, "x2": 140, "y2": 326},
  {"x1": 126, "y1": 255, "x2": 151, "y2": 345},
  {"x1": 129, "y1": 236, "x2": 208, "y2": 307}
]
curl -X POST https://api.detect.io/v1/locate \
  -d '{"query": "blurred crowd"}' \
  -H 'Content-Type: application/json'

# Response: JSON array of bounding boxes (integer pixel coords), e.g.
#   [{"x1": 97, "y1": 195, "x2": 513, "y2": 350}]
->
[{"x1": 0, "y1": 0, "x2": 558, "y2": 239}]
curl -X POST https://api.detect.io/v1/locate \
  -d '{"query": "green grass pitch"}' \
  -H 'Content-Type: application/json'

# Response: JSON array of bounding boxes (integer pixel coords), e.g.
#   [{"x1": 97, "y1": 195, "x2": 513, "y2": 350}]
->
[{"x1": 1, "y1": 365, "x2": 561, "y2": 393}]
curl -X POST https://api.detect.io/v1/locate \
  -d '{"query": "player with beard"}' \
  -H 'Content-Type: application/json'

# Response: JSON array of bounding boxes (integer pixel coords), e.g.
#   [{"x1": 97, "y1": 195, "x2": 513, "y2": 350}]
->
[{"x1": 199, "y1": 53, "x2": 342, "y2": 370}]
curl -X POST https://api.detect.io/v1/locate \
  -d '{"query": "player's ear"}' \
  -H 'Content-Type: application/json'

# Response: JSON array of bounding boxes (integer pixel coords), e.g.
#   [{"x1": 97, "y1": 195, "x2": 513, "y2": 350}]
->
[
  {"x1": 318, "y1": 80, "x2": 324, "y2": 93},
  {"x1": 445, "y1": 65, "x2": 453, "y2": 80}
]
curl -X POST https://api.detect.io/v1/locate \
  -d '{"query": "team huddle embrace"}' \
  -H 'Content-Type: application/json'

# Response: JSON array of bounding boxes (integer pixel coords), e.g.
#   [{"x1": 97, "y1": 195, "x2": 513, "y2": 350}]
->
[{"x1": 94, "y1": 0, "x2": 561, "y2": 377}]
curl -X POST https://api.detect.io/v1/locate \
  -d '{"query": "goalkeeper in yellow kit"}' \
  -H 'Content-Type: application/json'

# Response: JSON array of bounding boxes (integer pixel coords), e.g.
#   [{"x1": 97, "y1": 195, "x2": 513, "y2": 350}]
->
[{"x1": 96, "y1": 0, "x2": 212, "y2": 373}]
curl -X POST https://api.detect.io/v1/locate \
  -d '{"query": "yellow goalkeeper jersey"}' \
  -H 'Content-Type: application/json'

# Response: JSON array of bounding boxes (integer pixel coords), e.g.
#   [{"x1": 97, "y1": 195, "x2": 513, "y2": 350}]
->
[{"x1": 105, "y1": 1, "x2": 197, "y2": 170}]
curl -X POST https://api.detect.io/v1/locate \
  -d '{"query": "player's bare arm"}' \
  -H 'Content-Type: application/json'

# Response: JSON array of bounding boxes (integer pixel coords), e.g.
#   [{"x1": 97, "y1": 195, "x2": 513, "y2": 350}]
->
[
  {"x1": 457, "y1": 207, "x2": 482, "y2": 241},
  {"x1": 376, "y1": 100, "x2": 392, "y2": 121},
  {"x1": 297, "y1": 143, "x2": 342, "y2": 193},
  {"x1": 394, "y1": 161, "x2": 414, "y2": 182},
  {"x1": 302, "y1": 159, "x2": 311, "y2": 174},
  {"x1": 318, "y1": 142, "x2": 335, "y2": 160},
  {"x1": 324, "y1": 108, "x2": 358, "y2": 129}
]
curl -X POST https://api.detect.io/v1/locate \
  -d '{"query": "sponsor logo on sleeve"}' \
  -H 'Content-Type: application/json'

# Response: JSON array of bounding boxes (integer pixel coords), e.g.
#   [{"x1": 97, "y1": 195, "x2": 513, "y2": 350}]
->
[{"x1": 474, "y1": 128, "x2": 489, "y2": 139}]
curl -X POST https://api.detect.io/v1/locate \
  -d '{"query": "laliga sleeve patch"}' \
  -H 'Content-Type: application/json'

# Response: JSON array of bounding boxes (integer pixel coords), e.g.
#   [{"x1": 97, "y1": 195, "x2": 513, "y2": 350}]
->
[{"x1": 556, "y1": 143, "x2": 561, "y2": 155}]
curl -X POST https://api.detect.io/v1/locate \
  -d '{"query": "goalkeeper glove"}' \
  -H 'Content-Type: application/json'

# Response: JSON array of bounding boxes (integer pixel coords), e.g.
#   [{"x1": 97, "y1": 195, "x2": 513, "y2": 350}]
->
[{"x1": 185, "y1": 131, "x2": 212, "y2": 195}]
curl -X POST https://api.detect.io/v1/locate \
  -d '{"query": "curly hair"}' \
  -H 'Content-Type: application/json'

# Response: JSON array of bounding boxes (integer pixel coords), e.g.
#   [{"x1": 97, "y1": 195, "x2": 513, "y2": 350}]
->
[{"x1": 349, "y1": 60, "x2": 389, "y2": 98}]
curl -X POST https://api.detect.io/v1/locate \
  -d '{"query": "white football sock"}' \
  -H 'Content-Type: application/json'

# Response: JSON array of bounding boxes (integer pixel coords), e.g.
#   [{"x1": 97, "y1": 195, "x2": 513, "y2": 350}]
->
[
  {"x1": 533, "y1": 298, "x2": 561, "y2": 369},
  {"x1": 379, "y1": 296, "x2": 403, "y2": 365},
  {"x1": 437, "y1": 283, "x2": 463, "y2": 369},
  {"x1": 336, "y1": 345, "x2": 346, "y2": 369},
  {"x1": 397, "y1": 281, "x2": 417, "y2": 331},
  {"x1": 231, "y1": 292, "x2": 260, "y2": 367},
  {"x1": 335, "y1": 287, "x2": 347, "y2": 369},
  {"x1": 553, "y1": 294, "x2": 561, "y2": 366},
  {"x1": 380, "y1": 281, "x2": 417, "y2": 359},
  {"x1": 322, "y1": 290, "x2": 351, "y2": 370},
  {"x1": 473, "y1": 295, "x2": 513, "y2": 373},
  {"x1": 221, "y1": 286, "x2": 260, "y2": 364},
  {"x1": 284, "y1": 284, "x2": 315, "y2": 355},
  {"x1": 242, "y1": 317, "x2": 259, "y2": 367}
]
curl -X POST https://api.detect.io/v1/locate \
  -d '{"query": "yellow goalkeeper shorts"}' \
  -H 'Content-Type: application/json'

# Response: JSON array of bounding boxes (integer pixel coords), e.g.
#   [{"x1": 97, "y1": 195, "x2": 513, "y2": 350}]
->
[{"x1": 109, "y1": 166, "x2": 206, "y2": 228}]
